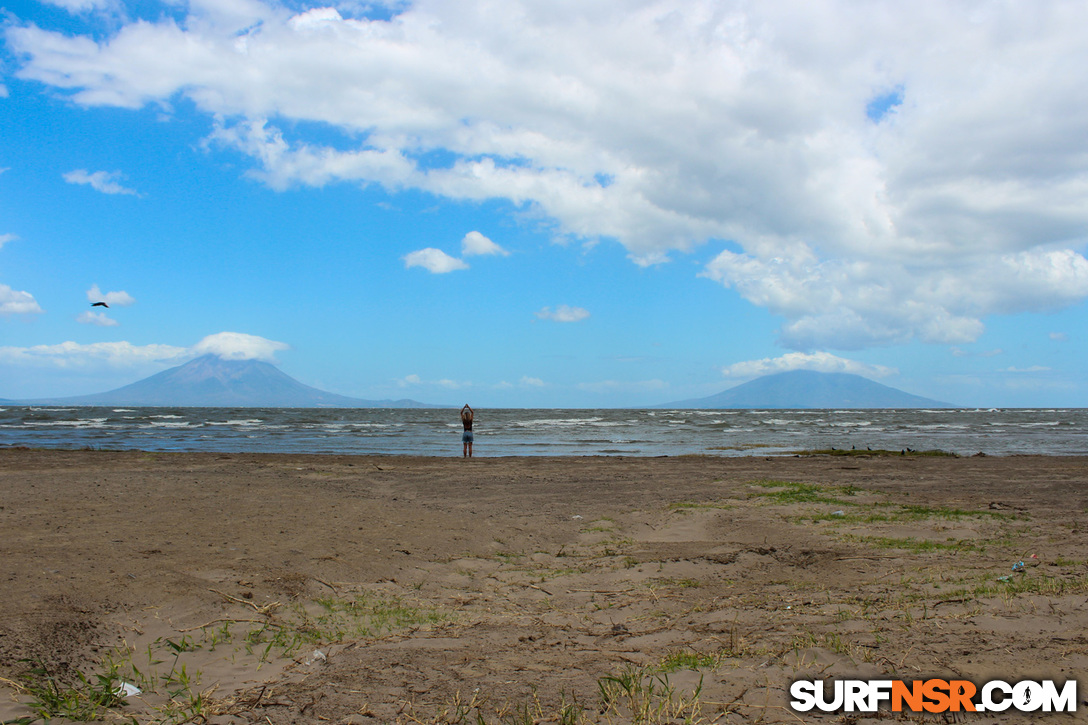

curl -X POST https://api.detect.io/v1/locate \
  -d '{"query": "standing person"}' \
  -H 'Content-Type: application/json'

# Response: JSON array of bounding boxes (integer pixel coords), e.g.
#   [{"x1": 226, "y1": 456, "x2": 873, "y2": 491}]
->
[{"x1": 460, "y1": 404, "x2": 474, "y2": 458}]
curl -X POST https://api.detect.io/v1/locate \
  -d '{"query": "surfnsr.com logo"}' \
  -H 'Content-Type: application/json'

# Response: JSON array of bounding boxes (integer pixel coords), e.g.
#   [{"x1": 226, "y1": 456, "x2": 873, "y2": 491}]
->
[{"x1": 790, "y1": 679, "x2": 1077, "y2": 714}]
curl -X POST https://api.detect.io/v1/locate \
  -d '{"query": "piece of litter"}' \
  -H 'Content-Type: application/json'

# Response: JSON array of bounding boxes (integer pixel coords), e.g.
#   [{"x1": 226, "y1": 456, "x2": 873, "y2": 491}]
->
[
  {"x1": 114, "y1": 682, "x2": 141, "y2": 698},
  {"x1": 831, "y1": 510, "x2": 845, "y2": 517},
  {"x1": 304, "y1": 649, "x2": 327, "y2": 665},
  {"x1": 571, "y1": 515, "x2": 583, "y2": 520},
  {"x1": 1012, "y1": 561, "x2": 1025, "y2": 572},
  {"x1": 997, "y1": 576, "x2": 1011, "y2": 582}
]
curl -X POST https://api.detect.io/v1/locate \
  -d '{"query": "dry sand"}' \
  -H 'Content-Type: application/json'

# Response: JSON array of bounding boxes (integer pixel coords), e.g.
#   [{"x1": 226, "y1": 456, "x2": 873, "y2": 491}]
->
[{"x1": 1, "y1": 448, "x2": 1087, "y2": 723}]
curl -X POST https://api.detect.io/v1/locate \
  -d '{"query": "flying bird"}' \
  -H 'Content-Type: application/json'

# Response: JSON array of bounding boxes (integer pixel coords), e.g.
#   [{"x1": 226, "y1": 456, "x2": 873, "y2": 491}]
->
[{"x1": 91, "y1": 301, "x2": 109, "y2": 308}]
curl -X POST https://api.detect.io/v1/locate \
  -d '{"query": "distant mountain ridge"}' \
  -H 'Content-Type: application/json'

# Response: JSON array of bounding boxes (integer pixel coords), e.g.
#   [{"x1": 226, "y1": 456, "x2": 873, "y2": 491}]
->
[
  {"x1": 20, "y1": 355, "x2": 441, "y2": 408},
  {"x1": 661, "y1": 370, "x2": 950, "y2": 409}
]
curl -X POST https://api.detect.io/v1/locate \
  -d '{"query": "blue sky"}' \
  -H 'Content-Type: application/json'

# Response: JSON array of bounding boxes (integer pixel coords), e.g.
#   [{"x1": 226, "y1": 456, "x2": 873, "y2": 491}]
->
[{"x1": 1, "y1": 0, "x2": 1086, "y2": 408}]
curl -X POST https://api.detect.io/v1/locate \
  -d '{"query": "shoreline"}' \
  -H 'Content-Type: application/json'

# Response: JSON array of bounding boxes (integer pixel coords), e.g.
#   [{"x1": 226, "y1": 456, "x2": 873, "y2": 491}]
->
[
  {"x1": 4, "y1": 442, "x2": 1086, "y2": 458},
  {"x1": 8, "y1": 444, "x2": 1088, "y2": 459},
  {"x1": 5, "y1": 407, "x2": 1087, "y2": 459},
  {"x1": 1, "y1": 449, "x2": 1085, "y2": 723}
]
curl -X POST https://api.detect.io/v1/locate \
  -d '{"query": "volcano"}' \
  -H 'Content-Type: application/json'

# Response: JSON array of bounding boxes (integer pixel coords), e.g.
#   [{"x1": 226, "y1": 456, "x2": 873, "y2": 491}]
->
[
  {"x1": 28, "y1": 355, "x2": 438, "y2": 408},
  {"x1": 660, "y1": 370, "x2": 951, "y2": 409}
]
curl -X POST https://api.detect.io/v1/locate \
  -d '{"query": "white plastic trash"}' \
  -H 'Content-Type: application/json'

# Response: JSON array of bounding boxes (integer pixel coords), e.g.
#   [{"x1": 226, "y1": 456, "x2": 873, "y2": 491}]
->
[{"x1": 114, "y1": 682, "x2": 141, "y2": 698}]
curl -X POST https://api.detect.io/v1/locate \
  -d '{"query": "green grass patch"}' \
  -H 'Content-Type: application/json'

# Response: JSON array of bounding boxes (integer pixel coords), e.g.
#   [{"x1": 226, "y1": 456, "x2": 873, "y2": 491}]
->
[
  {"x1": 294, "y1": 592, "x2": 448, "y2": 646},
  {"x1": 748, "y1": 479, "x2": 855, "y2": 506},
  {"x1": 9, "y1": 657, "x2": 133, "y2": 724},
  {"x1": 976, "y1": 573, "x2": 1088, "y2": 598},
  {"x1": 6, "y1": 592, "x2": 451, "y2": 725},
  {"x1": 655, "y1": 650, "x2": 719, "y2": 673},
  {"x1": 409, "y1": 663, "x2": 710, "y2": 724},
  {"x1": 797, "y1": 501, "x2": 1015, "y2": 525},
  {"x1": 597, "y1": 664, "x2": 706, "y2": 724},
  {"x1": 897, "y1": 503, "x2": 1015, "y2": 521}
]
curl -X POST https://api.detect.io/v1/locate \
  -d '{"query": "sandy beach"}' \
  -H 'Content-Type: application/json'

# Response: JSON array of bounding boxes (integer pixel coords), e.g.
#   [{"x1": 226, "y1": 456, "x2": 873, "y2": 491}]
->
[{"x1": 1, "y1": 448, "x2": 1086, "y2": 723}]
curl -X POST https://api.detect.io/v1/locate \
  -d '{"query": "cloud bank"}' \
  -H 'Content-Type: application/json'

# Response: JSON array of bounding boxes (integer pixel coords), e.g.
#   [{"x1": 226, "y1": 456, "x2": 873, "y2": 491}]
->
[
  {"x1": 191, "y1": 332, "x2": 289, "y2": 362},
  {"x1": 10, "y1": 1, "x2": 1088, "y2": 348},
  {"x1": 721, "y1": 352, "x2": 897, "y2": 380},
  {"x1": 0, "y1": 332, "x2": 289, "y2": 368},
  {"x1": 0, "y1": 340, "x2": 187, "y2": 367}
]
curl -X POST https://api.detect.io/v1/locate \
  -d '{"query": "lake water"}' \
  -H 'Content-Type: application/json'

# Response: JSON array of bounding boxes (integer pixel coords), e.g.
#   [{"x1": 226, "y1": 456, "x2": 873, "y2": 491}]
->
[{"x1": 2, "y1": 406, "x2": 1086, "y2": 457}]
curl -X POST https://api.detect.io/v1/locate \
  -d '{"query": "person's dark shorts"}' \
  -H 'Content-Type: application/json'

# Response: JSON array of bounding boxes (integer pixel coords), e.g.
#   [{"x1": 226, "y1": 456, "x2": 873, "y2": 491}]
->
[{"x1": 462, "y1": 431, "x2": 474, "y2": 443}]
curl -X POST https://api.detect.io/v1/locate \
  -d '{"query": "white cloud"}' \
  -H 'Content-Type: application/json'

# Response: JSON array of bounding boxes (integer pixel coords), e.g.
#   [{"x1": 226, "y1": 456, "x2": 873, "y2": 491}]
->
[
  {"x1": 0, "y1": 331, "x2": 288, "y2": 370},
  {"x1": 0, "y1": 284, "x2": 44, "y2": 315},
  {"x1": 536, "y1": 305, "x2": 589, "y2": 323},
  {"x1": 461, "y1": 231, "x2": 508, "y2": 257},
  {"x1": 191, "y1": 332, "x2": 289, "y2": 362},
  {"x1": 0, "y1": 233, "x2": 15, "y2": 250},
  {"x1": 403, "y1": 247, "x2": 469, "y2": 273},
  {"x1": 1001, "y1": 365, "x2": 1051, "y2": 373},
  {"x1": 703, "y1": 248, "x2": 1088, "y2": 349},
  {"x1": 77, "y1": 310, "x2": 119, "y2": 327},
  {"x1": 402, "y1": 232, "x2": 506, "y2": 274},
  {"x1": 435, "y1": 378, "x2": 467, "y2": 389},
  {"x1": 12, "y1": 2, "x2": 1088, "y2": 348},
  {"x1": 396, "y1": 373, "x2": 469, "y2": 389},
  {"x1": 39, "y1": 0, "x2": 118, "y2": 12},
  {"x1": 86, "y1": 283, "x2": 135, "y2": 307},
  {"x1": 63, "y1": 169, "x2": 139, "y2": 196},
  {"x1": 406, "y1": 374, "x2": 539, "y2": 391},
  {"x1": 1049, "y1": 332, "x2": 1068, "y2": 341},
  {"x1": 0, "y1": 341, "x2": 187, "y2": 367},
  {"x1": 0, "y1": 84, "x2": 8, "y2": 98},
  {"x1": 720, "y1": 352, "x2": 897, "y2": 380}
]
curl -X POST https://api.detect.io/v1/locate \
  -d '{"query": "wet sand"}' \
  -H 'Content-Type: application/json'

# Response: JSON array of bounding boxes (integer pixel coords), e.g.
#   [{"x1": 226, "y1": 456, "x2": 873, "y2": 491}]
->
[{"x1": 1, "y1": 448, "x2": 1086, "y2": 723}]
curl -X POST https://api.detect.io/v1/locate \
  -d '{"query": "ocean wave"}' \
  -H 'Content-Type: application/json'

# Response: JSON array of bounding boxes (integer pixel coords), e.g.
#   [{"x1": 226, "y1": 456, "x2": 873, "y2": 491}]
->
[
  {"x1": 995, "y1": 421, "x2": 1061, "y2": 428},
  {"x1": 1, "y1": 408, "x2": 1085, "y2": 456},
  {"x1": 31, "y1": 418, "x2": 109, "y2": 428},
  {"x1": 514, "y1": 417, "x2": 606, "y2": 427}
]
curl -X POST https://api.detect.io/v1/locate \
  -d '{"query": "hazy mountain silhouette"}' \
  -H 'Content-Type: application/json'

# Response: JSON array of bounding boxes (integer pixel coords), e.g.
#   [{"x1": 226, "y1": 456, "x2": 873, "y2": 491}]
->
[
  {"x1": 661, "y1": 370, "x2": 951, "y2": 409},
  {"x1": 23, "y1": 355, "x2": 440, "y2": 408}
]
